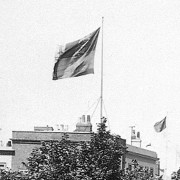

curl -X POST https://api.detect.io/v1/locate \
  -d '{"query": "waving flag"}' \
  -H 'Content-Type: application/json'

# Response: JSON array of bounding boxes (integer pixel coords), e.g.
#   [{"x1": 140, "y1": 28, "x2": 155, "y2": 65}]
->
[
  {"x1": 53, "y1": 28, "x2": 100, "y2": 80},
  {"x1": 146, "y1": 143, "x2": 151, "y2": 147},
  {"x1": 154, "y1": 117, "x2": 166, "y2": 133}
]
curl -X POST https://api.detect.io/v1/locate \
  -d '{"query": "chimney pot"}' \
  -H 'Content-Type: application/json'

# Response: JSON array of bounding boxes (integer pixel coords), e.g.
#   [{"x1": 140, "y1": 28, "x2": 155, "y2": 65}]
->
[
  {"x1": 87, "y1": 115, "x2": 91, "y2": 122},
  {"x1": 82, "y1": 115, "x2": 85, "y2": 122}
]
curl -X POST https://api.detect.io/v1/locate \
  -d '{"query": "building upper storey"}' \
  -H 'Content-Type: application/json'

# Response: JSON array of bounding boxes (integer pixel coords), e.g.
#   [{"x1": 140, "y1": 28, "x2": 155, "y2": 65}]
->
[{"x1": 127, "y1": 144, "x2": 158, "y2": 160}]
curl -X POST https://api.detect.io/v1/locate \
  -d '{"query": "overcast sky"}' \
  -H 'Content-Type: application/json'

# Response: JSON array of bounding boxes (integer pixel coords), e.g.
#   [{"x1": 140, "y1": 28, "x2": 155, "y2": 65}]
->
[{"x1": 1, "y1": 0, "x2": 180, "y2": 175}]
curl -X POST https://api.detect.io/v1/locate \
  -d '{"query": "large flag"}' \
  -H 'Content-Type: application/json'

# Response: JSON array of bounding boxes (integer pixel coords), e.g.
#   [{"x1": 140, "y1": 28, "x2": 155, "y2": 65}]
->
[
  {"x1": 154, "y1": 116, "x2": 166, "y2": 133},
  {"x1": 53, "y1": 28, "x2": 100, "y2": 80}
]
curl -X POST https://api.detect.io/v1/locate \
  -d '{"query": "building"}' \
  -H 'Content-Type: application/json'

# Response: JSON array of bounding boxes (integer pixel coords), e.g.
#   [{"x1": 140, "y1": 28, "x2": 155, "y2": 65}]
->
[
  {"x1": 11, "y1": 115, "x2": 90, "y2": 171},
  {"x1": 10, "y1": 115, "x2": 159, "y2": 175},
  {"x1": 0, "y1": 145, "x2": 15, "y2": 170},
  {"x1": 126, "y1": 144, "x2": 159, "y2": 176},
  {"x1": 11, "y1": 115, "x2": 126, "y2": 171},
  {"x1": 11, "y1": 130, "x2": 92, "y2": 171}
]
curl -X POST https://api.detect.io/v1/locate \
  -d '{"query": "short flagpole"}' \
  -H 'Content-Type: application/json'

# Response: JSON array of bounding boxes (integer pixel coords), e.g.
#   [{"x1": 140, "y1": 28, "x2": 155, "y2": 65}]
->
[{"x1": 100, "y1": 17, "x2": 104, "y2": 123}]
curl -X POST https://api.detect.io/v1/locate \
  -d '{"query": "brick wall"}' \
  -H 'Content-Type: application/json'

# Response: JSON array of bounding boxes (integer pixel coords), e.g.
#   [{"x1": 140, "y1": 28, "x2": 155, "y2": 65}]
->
[{"x1": 12, "y1": 143, "x2": 40, "y2": 171}]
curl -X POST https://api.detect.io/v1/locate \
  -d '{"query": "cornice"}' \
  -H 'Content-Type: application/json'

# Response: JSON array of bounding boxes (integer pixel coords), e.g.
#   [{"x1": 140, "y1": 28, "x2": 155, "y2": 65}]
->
[{"x1": 127, "y1": 151, "x2": 159, "y2": 161}]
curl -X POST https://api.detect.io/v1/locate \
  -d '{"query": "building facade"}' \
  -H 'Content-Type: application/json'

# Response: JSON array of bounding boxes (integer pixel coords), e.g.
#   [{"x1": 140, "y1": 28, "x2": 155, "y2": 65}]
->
[
  {"x1": 10, "y1": 115, "x2": 159, "y2": 175},
  {"x1": 126, "y1": 144, "x2": 159, "y2": 176},
  {"x1": 11, "y1": 130, "x2": 93, "y2": 171},
  {"x1": 0, "y1": 146, "x2": 15, "y2": 170},
  {"x1": 10, "y1": 115, "x2": 125, "y2": 171}
]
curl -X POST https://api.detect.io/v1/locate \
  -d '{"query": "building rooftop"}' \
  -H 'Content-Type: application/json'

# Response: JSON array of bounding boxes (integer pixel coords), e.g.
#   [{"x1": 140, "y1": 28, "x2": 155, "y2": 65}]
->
[
  {"x1": 127, "y1": 144, "x2": 158, "y2": 159},
  {"x1": 0, "y1": 146, "x2": 13, "y2": 150},
  {"x1": 11, "y1": 131, "x2": 92, "y2": 143}
]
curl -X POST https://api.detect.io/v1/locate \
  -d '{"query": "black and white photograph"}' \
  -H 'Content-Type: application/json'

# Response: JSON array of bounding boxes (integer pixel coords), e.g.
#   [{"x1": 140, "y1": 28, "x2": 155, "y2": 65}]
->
[{"x1": 1, "y1": 1, "x2": 180, "y2": 179}]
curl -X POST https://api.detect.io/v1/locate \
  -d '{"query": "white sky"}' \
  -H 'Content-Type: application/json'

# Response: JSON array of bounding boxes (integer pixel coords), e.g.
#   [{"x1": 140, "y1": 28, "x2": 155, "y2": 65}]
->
[{"x1": 1, "y1": 0, "x2": 180, "y2": 175}]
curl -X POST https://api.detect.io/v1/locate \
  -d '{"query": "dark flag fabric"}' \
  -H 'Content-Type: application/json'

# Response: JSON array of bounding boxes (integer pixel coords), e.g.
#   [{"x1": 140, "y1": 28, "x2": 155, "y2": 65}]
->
[
  {"x1": 154, "y1": 117, "x2": 166, "y2": 133},
  {"x1": 53, "y1": 28, "x2": 100, "y2": 80},
  {"x1": 146, "y1": 143, "x2": 151, "y2": 147}
]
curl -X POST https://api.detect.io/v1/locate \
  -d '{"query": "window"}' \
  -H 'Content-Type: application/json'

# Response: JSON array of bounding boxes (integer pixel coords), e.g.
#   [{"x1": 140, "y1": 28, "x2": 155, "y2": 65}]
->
[
  {"x1": 0, "y1": 162, "x2": 6, "y2": 169},
  {"x1": 19, "y1": 170, "x2": 28, "y2": 175},
  {"x1": 143, "y1": 166, "x2": 149, "y2": 173},
  {"x1": 128, "y1": 163, "x2": 132, "y2": 171},
  {"x1": 139, "y1": 165, "x2": 143, "y2": 171},
  {"x1": 150, "y1": 167, "x2": 154, "y2": 176}
]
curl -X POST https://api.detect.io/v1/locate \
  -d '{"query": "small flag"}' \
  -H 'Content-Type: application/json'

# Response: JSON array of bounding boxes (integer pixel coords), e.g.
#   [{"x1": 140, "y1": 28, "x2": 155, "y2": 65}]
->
[
  {"x1": 146, "y1": 143, "x2": 151, "y2": 147},
  {"x1": 53, "y1": 28, "x2": 100, "y2": 80},
  {"x1": 154, "y1": 117, "x2": 166, "y2": 133}
]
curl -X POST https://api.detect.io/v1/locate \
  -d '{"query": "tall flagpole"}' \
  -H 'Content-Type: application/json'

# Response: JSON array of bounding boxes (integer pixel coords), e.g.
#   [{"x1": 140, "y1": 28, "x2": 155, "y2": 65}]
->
[{"x1": 100, "y1": 17, "x2": 104, "y2": 123}]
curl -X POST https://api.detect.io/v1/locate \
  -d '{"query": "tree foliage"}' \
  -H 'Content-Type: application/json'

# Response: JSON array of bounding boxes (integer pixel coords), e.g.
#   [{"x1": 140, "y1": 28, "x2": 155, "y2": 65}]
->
[
  {"x1": 26, "y1": 135, "x2": 80, "y2": 180},
  {"x1": 22, "y1": 117, "x2": 126, "y2": 180},
  {"x1": 123, "y1": 160, "x2": 157, "y2": 180},
  {"x1": 77, "y1": 118, "x2": 126, "y2": 180}
]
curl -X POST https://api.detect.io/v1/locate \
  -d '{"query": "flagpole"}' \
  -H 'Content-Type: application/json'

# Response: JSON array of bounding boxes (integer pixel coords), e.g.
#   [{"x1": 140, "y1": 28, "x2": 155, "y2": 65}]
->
[
  {"x1": 164, "y1": 115, "x2": 168, "y2": 180},
  {"x1": 165, "y1": 113, "x2": 168, "y2": 180},
  {"x1": 100, "y1": 17, "x2": 104, "y2": 123}
]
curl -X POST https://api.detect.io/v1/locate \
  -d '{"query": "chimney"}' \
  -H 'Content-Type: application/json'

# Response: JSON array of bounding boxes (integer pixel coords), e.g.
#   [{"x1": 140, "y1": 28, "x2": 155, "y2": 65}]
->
[
  {"x1": 56, "y1": 124, "x2": 60, "y2": 131},
  {"x1": 6, "y1": 141, "x2": 11, "y2": 147},
  {"x1": 137, "y1": 132, "x2": 140, "y2": 138},
  {"x1": 87, "y1": 115, "x2": 91, "y2": 123},
  {"x1": 64, "y1": 125, "x2": 68, "y2": 131},
  {"x1": 60, "y1": 124, "x2": 64, "y2": 131},
  {"x1": 82, "y1": 115, "x2": 85, "y2": 123},
  {"x1": 74, "y1": 115, "x2": 92, "y2": 132}
]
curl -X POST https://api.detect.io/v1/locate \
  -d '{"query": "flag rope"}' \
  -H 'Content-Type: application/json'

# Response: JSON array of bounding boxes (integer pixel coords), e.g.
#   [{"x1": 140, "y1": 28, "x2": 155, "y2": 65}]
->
[{"x1": 91, "y1": 97, "x2": 101, "y2": 119}]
